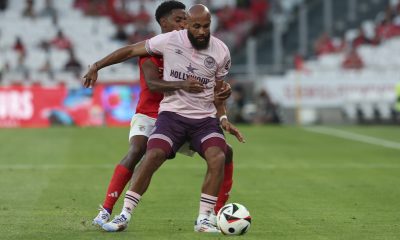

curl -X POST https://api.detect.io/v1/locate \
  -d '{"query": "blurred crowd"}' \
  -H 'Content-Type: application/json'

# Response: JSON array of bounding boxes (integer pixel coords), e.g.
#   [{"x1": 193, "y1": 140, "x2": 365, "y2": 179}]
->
[
  {"x1": 305, "y1": 1, "x2": 400, "y2": 71},
  {"x1": 0, "y1": 0, "x2": 270, "y2": 84}
]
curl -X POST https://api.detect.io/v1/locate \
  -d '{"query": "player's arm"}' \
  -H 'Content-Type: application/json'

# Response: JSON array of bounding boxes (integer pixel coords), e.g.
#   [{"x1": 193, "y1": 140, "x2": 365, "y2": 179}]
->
[
  {"x1": 142, "y1": 59, "x2": 204, "y2": 93},
  {"x1": 214, "y1": 80, "x2": 245, "y2": 143},
  {"x1": 83, "y1": 41, "x2": 149, "y2": 88},
  {"x1": 215, "y1": 81, "x2": 232, "y2": 101}
]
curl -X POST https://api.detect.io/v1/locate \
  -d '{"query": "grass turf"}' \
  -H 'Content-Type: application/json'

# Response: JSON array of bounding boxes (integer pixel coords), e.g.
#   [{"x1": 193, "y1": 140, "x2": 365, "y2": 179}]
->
[{"x1": 0, "y1": 126, "x2": 399, "y2": 239}]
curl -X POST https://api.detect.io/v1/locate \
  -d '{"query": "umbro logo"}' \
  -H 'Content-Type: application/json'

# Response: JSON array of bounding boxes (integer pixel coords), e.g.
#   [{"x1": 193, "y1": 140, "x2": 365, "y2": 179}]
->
[{"x1": 175, "y1": 49, "x2": 183, "y2": 55}]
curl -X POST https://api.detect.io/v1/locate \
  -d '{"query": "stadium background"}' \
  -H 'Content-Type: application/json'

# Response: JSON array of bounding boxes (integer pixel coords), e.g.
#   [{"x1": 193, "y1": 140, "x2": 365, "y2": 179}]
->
[{"x1": 0, "y1": 0, "x2": 399, "y2": 239}]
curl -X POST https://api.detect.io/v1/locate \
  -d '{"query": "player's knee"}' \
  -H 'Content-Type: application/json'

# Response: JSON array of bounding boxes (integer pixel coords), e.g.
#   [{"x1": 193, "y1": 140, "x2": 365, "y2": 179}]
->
[
  {"x1": 205, "y1": 147, "x2": 225, "y2": 171},
  {"x1": 127, "y1": 145, "x2": 146, "y2": 161},
  {"x1": 146, "y1": 149, "x2": 166, "y2": 165}
]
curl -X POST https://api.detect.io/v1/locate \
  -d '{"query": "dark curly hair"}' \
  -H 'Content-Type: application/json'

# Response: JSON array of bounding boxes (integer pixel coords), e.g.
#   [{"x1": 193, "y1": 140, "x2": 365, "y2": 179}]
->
[{"x1": 155, "y1": 1, "x2": 186, "y2": 24}]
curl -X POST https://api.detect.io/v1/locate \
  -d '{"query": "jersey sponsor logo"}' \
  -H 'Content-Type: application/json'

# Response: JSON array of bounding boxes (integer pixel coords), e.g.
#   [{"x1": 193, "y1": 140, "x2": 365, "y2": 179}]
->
[
  {"x1": 204, "y1": 56, "x2": 216, "y2": 69},
  {"x1": 169, "y1": 69, "x2": 213, "y2": 88}
]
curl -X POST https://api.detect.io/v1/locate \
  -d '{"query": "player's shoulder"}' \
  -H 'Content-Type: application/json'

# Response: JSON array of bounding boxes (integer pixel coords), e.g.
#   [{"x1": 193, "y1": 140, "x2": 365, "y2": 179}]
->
[
  {"x1": 210, "y1": 35, "x2": 229, "y2": 52},
  {"x1": 210, "y1": 35, "x2": 230, "y2": 58}
]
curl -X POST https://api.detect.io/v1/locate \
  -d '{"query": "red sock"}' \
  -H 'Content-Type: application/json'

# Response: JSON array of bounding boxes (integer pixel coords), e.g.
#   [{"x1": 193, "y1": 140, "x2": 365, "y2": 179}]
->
[
  {"x1": 214, "y1": 161, "x2": 233, "y2": 214},
  {"x1": 102, "y1": 164, "x2": 133, "y2": 213}
]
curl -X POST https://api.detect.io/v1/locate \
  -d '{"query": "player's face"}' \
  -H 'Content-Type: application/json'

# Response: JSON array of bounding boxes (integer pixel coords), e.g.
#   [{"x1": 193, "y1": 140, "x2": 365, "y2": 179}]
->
[
  {"x1": 165, "y1": 9, "x2": 187, "y2": 32},
  {"x1": 187, "y1": 15, "x2": 211, "y2": 50}
]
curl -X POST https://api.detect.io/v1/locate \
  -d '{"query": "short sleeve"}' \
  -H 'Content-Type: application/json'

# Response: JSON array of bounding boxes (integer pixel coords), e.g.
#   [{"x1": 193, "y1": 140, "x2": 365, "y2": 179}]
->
[
  {"x1": 145, "y1": 31, "x2": 174, "y2": 56},
  {"x1": 216, "y1": 48, "x2": 231, "y2": 80}
]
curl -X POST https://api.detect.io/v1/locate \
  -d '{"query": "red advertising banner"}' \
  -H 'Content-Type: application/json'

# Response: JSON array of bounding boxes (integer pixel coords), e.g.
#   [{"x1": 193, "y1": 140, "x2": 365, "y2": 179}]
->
[
  {"x1": 0, "y1": 83, "x2": 141, "y2": 128},
  {"x1": 0, "y1": 85, "x2": 67, "y2": 127}
]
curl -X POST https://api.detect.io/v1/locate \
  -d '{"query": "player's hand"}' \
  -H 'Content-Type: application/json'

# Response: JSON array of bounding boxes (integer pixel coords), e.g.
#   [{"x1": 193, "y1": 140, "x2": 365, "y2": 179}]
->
[
  {"x1": 83, "y1": 64, "x2": 98, "y2": 88},
  {"x1": 215, "y1": 82, "x2": 232, "y2": 101},
  {"x1": 181, "y1": 76, "x2": 204, "y2": 93},
  {"x1": 221, "y1": 119, "x2": 245, "y2": 143}
]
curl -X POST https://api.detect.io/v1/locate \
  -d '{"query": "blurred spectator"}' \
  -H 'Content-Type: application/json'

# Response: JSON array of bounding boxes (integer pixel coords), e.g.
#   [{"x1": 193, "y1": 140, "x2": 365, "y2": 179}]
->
[
  {"x1": 109, "y1": 0, "x2": 135, "y2": 25},
  {"x1": 14, "y1": 54, "x2": 30, "y2": 79},
  {"x1": 112, "y1": 25, "x2": 128, "y2": 42},
  {"x1": 64, "y1": 49, "x2": 83, "y2": 76},
  {"x1": 74, "y1": 0, "x2": 89, "y2": 10},
  {"x1": 215, "y1": 5, "x2": 254, "y2": 49},
  {"x1": 39, "y1": 0, "x2": 57, "y2": 19},
  {"x1": 294, "y1": 54, "x2": 310, "y2": 73},
  {"x1": 227, "y1": 84, "x2": 246, "y2": 123},
  {"x1": 353, "y1": 27, "x2": 379, "y2": 48},
  {"x1": 0, "y1": 0, "x2": 7, "y2": 12},
  {"x1": 13, "y1": 36, "x2": 26, "y2": 55},
  {"x1": 250, "y1": 0, "x2": 269, "y2": 30},
  {"x1": 85, "y1": 0, "x2": 108, "y2": 17},
  {"x1": 22, "y1": 0, "x2": 36, "y2": 19},
  {"x1": 39, "y1": 58, "x2": 54, "y2": 79},
  {"x1": 375, "y1": 18, "x2": 400, "y2": 40},
  {"x1": 342, "y1": 48, "x2": 364, "y2": 70},
  {"x1": 253, "y1": 89, "x2": 280, "y2": 124},
  {"x1": 128, "y1": 22, "x2": 155, "y2": 44},
  {"x1": 237, "y1": 0, "x2": 251, "y2": 8},
  {"x1": 51, "y1": 30, "x2": 73, "y2": 50},
  {"x1": 314, "y1": 33, "x2": 336, "y2": 56},
  {"x1": 135, "y1": 4, "x2": 151, "y2": 25}
]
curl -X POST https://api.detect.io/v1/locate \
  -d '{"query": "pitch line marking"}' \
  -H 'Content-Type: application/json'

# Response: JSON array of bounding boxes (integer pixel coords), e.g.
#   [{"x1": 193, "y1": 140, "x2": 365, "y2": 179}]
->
[{"x1": 304, "y1": 127, "x2": 400, "y2": 151}]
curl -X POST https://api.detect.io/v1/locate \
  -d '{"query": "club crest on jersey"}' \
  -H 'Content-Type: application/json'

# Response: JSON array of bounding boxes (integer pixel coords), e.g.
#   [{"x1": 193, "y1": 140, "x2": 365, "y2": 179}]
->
[
  {"x1": 204, "y1": 56, "x2": 216, "y2": 69},
  {"x1": 139, "y1": 125, "x2": 146, "y2": 132}
]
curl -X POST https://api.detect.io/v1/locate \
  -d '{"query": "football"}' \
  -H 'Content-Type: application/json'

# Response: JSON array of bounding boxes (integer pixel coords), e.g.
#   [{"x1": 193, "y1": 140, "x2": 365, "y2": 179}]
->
[{"x1": 217, "y1": 203, "x2": 252, "y2": 235}]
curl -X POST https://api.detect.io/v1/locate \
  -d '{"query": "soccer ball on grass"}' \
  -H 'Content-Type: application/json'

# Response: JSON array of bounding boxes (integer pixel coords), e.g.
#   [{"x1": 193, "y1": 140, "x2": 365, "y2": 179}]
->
[{"x1": 217, "y1": 203, "x2": 251, "y2": 235}]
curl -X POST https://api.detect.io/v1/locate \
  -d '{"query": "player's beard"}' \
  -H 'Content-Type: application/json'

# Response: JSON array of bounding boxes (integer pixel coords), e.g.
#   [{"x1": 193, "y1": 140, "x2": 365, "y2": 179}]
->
[{"x1": 188, "y1": 30, "x2": 210, "y2": 50}]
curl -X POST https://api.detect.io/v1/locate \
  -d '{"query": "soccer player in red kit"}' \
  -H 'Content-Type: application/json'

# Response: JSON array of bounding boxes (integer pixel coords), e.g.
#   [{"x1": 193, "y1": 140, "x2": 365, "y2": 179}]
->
[{"x1": 92, "y1": 1, "x2": 237, "y2": 229}]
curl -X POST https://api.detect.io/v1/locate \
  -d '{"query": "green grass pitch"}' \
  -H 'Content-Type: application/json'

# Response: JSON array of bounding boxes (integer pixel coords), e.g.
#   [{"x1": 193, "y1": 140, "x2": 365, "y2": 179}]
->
[{"x1": 0, "y1": 126, "x2": 399, "y2": 239}]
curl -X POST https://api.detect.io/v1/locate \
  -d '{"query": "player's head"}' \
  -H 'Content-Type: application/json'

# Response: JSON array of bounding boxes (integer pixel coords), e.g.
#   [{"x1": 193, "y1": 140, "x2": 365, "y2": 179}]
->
[
  {"x1": 155, "y1": 1, "x2": 186, "y2": 33},
  {"x1": 186, "y1": 4, "x2": 211, "y2": 50}
]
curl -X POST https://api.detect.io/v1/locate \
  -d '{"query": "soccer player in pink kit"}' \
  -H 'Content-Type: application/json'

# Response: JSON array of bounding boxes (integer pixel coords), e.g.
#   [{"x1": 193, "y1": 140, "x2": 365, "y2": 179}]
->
[{"x1": 84, "y1": 4, "x2": 243, "y2": 233}]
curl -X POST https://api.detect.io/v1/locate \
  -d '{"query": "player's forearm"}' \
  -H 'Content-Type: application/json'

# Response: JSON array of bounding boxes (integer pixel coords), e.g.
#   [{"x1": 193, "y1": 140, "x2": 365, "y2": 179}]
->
[
  {"x1": 147, "y1": 79, "x2": 184, "y2": 92},
  {"x1": 214, "y1": 100, "x2": 227, "y2": 118},
  {"x1": 94, "y1": 42, "x2": 147, "y2": 70}
]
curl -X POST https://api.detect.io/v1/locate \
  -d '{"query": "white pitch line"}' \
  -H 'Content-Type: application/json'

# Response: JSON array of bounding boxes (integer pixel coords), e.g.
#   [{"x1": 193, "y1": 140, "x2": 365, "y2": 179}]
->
[
  {"x1": 1, "y1": 163, "x2": 400, "y2": 170},
  {"x1": 304, "y1": 127, "x2": 400, "y2": 151}
]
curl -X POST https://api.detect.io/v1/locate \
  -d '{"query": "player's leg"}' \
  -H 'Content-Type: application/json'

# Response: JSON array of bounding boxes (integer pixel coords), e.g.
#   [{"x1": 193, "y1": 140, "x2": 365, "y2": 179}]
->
[
  {"x1": 102, "y1": 112, "x2": 186, "y2": 232},
  {"x1": 93, "y1": 114, "x2": 155, "y2": 227},
  {"x1": 100, "y1": 136, "x2": 147, "y2": 211},
  {"x1": 190, "y1": 118, "x2": 227, "y2": 233},
  {"x1": 214, "y1": 144, "x2": 233, "y2": 214}
]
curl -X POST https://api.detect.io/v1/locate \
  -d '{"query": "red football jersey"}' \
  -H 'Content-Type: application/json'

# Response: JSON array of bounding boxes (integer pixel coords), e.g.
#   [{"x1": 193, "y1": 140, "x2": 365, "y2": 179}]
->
[{"x1": 135, "y1": 56, "x2": 164, "y2": 118}]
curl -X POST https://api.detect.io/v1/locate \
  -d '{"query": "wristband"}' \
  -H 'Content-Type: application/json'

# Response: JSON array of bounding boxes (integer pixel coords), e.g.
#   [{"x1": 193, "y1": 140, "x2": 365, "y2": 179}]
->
[{"x1": 219, "y1": 115, "x2": 228, "y2": 123}]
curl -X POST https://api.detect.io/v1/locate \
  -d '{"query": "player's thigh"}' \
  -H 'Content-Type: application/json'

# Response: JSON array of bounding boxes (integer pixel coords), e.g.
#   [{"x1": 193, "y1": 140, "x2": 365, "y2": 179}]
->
[
  {"x1": 189, "y1": 117, "x2": 227, "y2": 159},
  {"x1": 147, "y1": 112, "x2": 187, "y2": 159},
  {"x1": 128, "y1": 113, "x2": 157, "y2": 141}
]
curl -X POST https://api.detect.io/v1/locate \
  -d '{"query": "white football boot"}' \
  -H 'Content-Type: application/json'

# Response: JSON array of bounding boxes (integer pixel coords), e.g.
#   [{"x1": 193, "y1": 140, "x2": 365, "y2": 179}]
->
[
  {"x1": 92, "y1": 205, "x2": 111, "y2": 227},
  {"x1": 194, "y1": 217, "x2": 221, "y2": 233},
  {"x1": 102, "y1": 212, "x2": 131, "y2": 232},
  {"x1": 208, "y1": 211, "x2": 218, "y2": 228}
]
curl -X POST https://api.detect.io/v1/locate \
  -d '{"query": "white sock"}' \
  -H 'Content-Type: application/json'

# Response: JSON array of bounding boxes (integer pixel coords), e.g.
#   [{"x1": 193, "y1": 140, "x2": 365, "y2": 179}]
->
[
  {"x1": 198, "y1": 193, "x2": 217, "y2": 220},
  {"x1": 123, "y1": 190, "x2": 141, "y2": 217}
]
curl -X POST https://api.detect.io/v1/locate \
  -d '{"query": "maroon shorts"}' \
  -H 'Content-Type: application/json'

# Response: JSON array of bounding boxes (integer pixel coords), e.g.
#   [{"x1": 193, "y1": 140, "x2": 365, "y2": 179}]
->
[{"x1": 147, "y1": 111, "x2": 227, "y2": 159}]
